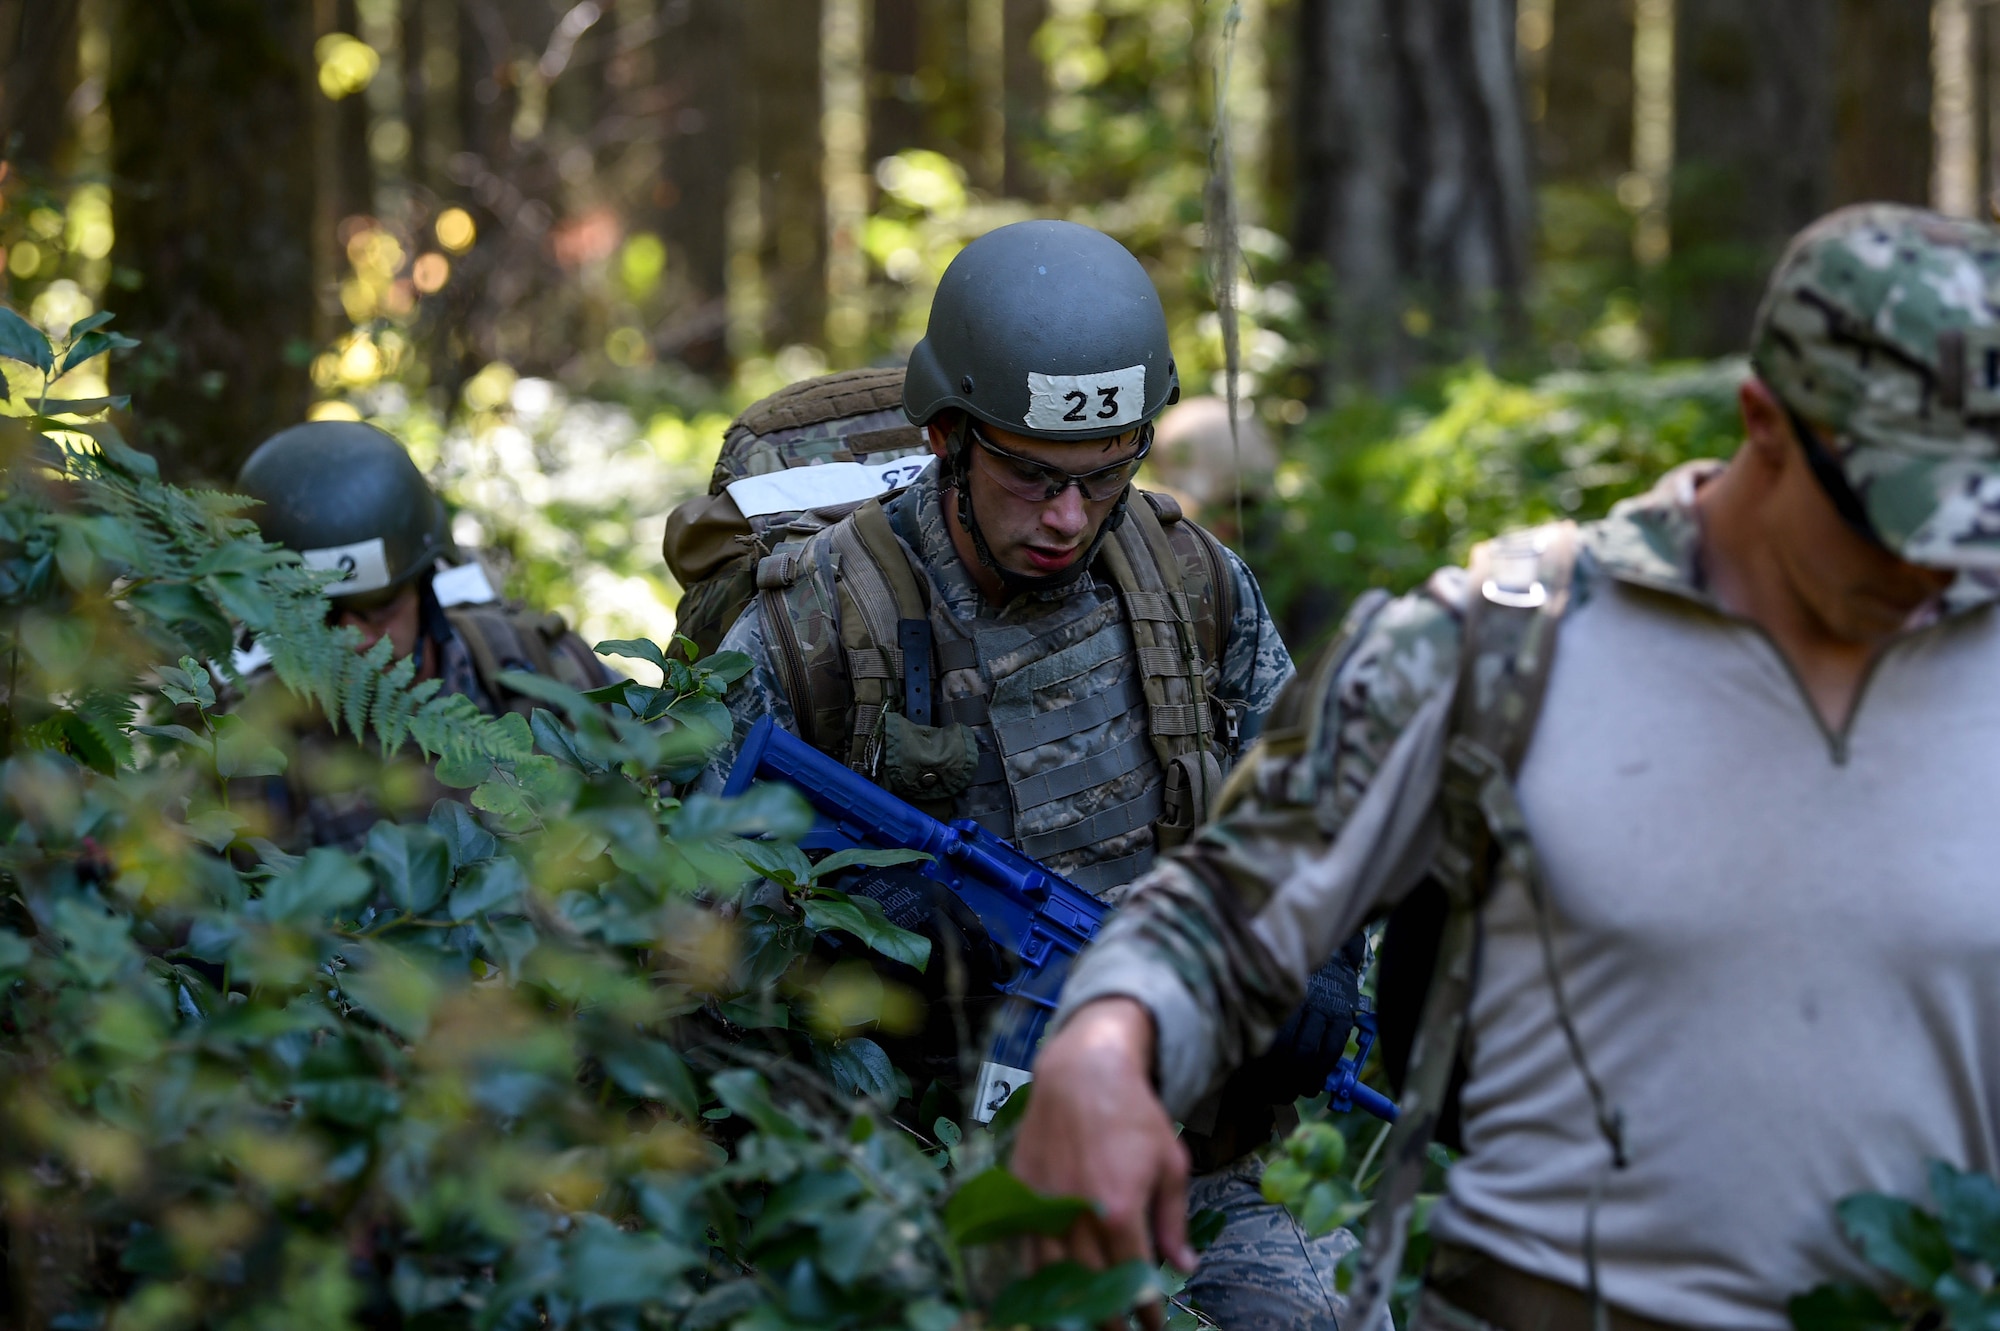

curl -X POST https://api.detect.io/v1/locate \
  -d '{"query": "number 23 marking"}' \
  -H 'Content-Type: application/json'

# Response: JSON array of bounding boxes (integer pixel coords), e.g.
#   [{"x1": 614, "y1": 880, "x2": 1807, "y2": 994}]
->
[{"x1": 1062, "y1": 386, "x2": 1123, "y2": 422}]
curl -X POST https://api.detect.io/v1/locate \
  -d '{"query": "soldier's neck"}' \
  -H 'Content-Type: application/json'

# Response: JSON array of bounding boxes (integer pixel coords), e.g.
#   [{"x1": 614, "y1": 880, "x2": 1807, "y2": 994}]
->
[{"x1": 942, "y1": 486, "x2": 1010, "y2": 603}]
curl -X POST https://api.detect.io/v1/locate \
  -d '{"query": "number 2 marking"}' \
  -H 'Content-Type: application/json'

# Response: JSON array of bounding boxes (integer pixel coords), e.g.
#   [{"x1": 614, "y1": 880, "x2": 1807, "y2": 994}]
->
[
  {"x1": 1062, "y1": 391, "x2": 1088, "y2": 422},
  {"x1": 336, "y1": 554, "x2": 358, "y2": 579},
  {"x1": 1095, "y1": 386, "x2": 1120, "y2": 418}
]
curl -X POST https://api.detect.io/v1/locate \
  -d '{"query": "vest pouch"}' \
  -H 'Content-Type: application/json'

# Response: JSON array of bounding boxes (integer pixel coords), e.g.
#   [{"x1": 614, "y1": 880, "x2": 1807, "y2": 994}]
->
[
  {"x1": 1154, "y1": 749, "x2": 1224, "y2": 850},
  {"x1": 879, "y1": 711, "x2": 979, "y2": 802}
]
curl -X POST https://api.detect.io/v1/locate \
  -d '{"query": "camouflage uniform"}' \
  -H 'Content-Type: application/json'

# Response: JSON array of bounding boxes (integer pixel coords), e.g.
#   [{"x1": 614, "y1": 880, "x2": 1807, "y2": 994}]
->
[
  {"x1": 712, "y1": 461, "x2": 1380, "y2": 1329},
  {"x1": 1053, "y1": 205, "x2": 2000, "y2": 1330},
  {"x1": 707, "y1": 458, "x2": 1294, "y2": 835}
]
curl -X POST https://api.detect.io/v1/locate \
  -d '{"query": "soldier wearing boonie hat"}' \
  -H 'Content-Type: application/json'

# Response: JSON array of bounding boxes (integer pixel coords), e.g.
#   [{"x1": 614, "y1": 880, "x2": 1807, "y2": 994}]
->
[{"x1": 1009, "y1": 203, "x2": 2000, "y2": 1331}]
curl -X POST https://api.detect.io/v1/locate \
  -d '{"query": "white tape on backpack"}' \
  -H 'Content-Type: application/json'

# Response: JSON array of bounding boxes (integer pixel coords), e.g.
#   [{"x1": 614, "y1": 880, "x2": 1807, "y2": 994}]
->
[
  {"x1": 725, "y1": 458, "x2": 930, "y2": 519},
  {"x1": 300, "y1": 536, "x2": 392, "y2": 595},
  {"x1": 431, "y1": 560, "x2": 499, "y2": 607},
  {"x1": 1024, "y1": 364, "x2": 1145, "y2": 432}
]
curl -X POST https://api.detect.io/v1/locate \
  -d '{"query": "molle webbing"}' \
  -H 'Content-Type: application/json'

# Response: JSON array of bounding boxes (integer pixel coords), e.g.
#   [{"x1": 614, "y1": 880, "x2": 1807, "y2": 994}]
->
[{"x1": 757, "y1": 485, "x2": 1233, "y2": 894}]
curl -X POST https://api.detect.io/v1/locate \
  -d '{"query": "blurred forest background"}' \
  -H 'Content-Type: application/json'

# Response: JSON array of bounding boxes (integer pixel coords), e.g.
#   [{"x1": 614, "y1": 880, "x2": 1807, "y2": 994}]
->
[{"x1": 0, "y1": 0, "x2": 1991, "y2": 647}]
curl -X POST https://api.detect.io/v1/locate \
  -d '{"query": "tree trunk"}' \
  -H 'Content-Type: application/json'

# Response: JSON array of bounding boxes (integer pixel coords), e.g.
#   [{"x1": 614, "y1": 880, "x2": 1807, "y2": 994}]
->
[
  {"x1": 1292, "y1": 0, "x2": 1534, "y2": 394},
  {"x1": 1668, "y1": 0, "x2": 1832, "y2": 356},
  {"x1": 106, "y1": 0, "x2": 317, "y2": 483},
  {"x1": 655, "y1": 0, "x2": 739, "y2": 372},
  {"x1": 870, "y1": 0, "x2": 925, "y2": 162},
  {"x1": 1831, "y1": 0, "x2": 1932, "y2": 207},
  {"x1": 1541, "y1": 0, "x2": 1632, "y2": 187},
  {"x1": 1002, "y1": 0, "x2": 1046, "y2": 198},
  {"x1": 744, "y1": 0, "x2": 824, "y2": 350},
  {"x1": 0, "y1": 0, "x2": 79, "y2": 176}
]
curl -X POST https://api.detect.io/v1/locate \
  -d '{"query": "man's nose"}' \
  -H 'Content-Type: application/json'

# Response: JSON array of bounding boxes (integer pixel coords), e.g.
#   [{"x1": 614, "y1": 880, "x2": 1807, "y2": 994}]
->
[{"x1": 1039, "y1": 484, "x2": 1090, "y2": 540}]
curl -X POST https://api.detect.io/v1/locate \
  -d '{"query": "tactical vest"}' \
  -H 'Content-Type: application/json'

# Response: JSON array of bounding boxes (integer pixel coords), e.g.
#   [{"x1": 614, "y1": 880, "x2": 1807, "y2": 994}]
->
[
  {"x1": 662, "y1": 367, "x2": 932, "y2": 657},
  {"x1": 754, "y1": 485, "x2": 1239, "y2": 897}
]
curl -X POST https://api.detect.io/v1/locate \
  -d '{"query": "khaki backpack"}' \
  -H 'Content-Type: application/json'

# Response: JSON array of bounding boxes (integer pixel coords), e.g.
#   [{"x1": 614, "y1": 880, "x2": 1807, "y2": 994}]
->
[{"x1": 662, "y1": 367, "x2": 932, "y2": 657}]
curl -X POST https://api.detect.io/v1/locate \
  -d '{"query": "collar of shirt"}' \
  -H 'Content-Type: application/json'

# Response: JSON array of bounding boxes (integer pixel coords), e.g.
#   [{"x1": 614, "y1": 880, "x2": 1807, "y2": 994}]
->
[{"x1": 1586, "y1": 458, "x2": 2000, "y2": 622}]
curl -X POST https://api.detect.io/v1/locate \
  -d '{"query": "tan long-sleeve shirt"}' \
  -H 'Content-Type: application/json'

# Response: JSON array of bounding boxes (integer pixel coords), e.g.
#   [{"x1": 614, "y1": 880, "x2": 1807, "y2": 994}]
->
[{"x1": 1057, "y1": 464, "x2": 2000, "y2": 1328}]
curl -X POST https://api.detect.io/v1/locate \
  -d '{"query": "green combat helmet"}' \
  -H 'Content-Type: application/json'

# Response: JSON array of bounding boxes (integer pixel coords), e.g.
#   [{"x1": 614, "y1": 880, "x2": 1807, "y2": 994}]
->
[
  {"x1": 236, "y1": 420, "x2": 451, "y2": 603},
  {"x1": 1752, "y1": 203, "x2": 2000, "y2": 567},
  {"x1": 903, "y1": 219, "x2": 1180, "y2": 591}
]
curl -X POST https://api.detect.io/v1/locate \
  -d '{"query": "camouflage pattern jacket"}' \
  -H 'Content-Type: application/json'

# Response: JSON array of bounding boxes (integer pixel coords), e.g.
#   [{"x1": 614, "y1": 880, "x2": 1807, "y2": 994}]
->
[
  {"x1": 707, "y1": 460, "x2": 1294, "y2": 894},
  {"x1": 1057, "y1": 459, "x2": 2000, "y2": 1327}
]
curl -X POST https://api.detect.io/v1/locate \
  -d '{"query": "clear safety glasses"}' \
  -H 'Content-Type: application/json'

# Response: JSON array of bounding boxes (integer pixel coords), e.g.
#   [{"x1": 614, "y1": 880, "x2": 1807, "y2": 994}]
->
[{"x1": 966, "y1": 420, "x2": 1153, "y2": 504}]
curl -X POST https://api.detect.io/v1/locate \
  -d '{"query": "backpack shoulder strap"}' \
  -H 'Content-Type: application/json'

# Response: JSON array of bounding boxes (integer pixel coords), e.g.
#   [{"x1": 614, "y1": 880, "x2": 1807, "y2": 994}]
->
[
  {"x1": 755, "y1": 498, "x2": 931, "y2": 769},
  {"x1": 1351, "y1": 519, "x2": 1582, "y2": 1329},
  {"x1": 445, "y1": 602, "x2": 611, "y2": 715},
  {"x1": 1142, "y1": 489, "x2": 1235, "y2": 683}
]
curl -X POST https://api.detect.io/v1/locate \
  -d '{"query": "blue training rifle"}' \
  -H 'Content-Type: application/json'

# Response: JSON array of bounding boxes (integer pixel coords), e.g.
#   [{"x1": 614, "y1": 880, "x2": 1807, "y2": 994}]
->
[{"x1": 723, "y1": 714, "x2": 1397, "y2": 1124}]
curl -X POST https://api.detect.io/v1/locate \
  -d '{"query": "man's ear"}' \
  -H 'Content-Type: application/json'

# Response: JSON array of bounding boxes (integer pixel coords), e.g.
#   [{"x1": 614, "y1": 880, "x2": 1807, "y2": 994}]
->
[
  {"x1": 1738, "y1": 376, "x2": 1793, "y2": 469},
  {"x1": 926, "y1": 418, "x2": 952, "y2": 459}
]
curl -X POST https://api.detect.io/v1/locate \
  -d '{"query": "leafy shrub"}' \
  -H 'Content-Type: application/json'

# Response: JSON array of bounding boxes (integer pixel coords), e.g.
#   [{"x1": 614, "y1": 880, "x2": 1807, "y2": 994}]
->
[
  {"x1": 1256, "y1": 359, "x2": 1748, "y2": 638},
  {"x1": 1791, "y1": 1162, "x2": 2000, "y2": 1331},
  {"x1": 0, "y1": 312, "x2": 1154, "y2": 1329}
]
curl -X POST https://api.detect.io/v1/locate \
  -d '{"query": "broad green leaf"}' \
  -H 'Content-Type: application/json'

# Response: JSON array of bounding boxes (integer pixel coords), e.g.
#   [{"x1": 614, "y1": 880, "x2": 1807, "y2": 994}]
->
[
  {"x1": 447, "y1": 855, "x2": 527, "y2": 920},
  {"x1": 701, "y1": 650, "x2": 755, "y2": 686},
  {"x1": 1836, "y1": 1192, "x2": 1953, "y2": 1292},
  {"x1": 671, "y1": 785, "x2": 815, "y2": 841},
  {"x1": 600, "y1": 1037, "x2": 700, "y2": 1119},
  {"x1": 495, "y1": 668, "x2": 596, "y2": 718},
  {"x1": 59, "y1": 331, "x2": 119, "y2": 375},
  {"x1": 183, "y1": 809, "x2": 245, "y2": 852},
  {"x1": 50, "y1": 895, "x2": 132, "y2": 987},
  {"x1": 259, "y1": 848, "x2": 372, "y2": 923},
  {"x1": 428, "y1": 798, "x2": 498, "y2": 867},
  {"x1": 211, "y1": 712, "x2": 288, "y2": 778},
  {"x1": 825, "y1": 1036, "x2": 897, "y2": 1104},
  {"x1": 366, "y1": 822, "x2": 451, "y2": 915},
  {"x1": 564, "y1": 1214, "x2": 697, "y2": 1312},
  {"x1": 0, "y1": 306, "x2": 52, "y2": 372},
  {"x1": 471, "y1": 777, "x2": 536, "y2": 830},
  {"x1": 1931, "y1": 1159, "x2": 2000, "y2": 1263},
  {"x1": 593, "y1": 638, "x2": 668, "y2": 674},
  {"x1": 943, "y1": 1168, "x2": 1092, "y2": 1247},
  {"x1": 736, "y1": 838, "x2": 813, "y2": 886},
  {"x1": 801, "y1": 893, "x2": 932, "y2": 973},
  {"x1": 67, "y1": 310, "x2": 114, "y2": 338},
  {"x1": 530, "y1": 706, "x2": 589, "y2": 769},
  {"x1": 340, "y1": 942, "x2": 441, "y2": 1040},
  {"x1": 988, "y1": 1260, "x2": 1159, "y2": 1329},
  {"x1": 136, "y1": 723, "x2": 205, "y2": 747},
  {"x1": 1935, "y1": 1272, "x2": 2000, "y2": 1331},
  {"x1": 70, "y1": 420, "x2": 158, "y2": 478},
  {"x1": 806, "y1": 846, "x2": 935, "y2": 881},
  {"x1": 36, "y1": 396, "x2": 129, "y2": 416},
  {"x1": 1785, "y1": 1283, "x2": 1903, "y2": 1331},
  {"x1": 708, "y1": 1068, "x2": 804, "y2": 1138}
]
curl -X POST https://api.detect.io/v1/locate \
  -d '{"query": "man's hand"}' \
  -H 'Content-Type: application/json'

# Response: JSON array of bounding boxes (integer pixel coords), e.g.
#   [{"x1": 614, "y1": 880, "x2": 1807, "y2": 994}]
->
[{"x1": 1012, "y1": 997, "x2": 1196, "y2": 1328}]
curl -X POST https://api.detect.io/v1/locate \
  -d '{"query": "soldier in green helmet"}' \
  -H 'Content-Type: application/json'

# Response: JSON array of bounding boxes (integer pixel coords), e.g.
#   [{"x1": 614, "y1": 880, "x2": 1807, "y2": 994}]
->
[
  {"x1": 706, "y1": 220, "x2": 1375, "y2": 1327},
  {"x1": 1012, "y1": 203, "x2": 2000, "y2": 1330},
  {"x1": 233, "y1": 419, "x2": 612, "y2": 848}
]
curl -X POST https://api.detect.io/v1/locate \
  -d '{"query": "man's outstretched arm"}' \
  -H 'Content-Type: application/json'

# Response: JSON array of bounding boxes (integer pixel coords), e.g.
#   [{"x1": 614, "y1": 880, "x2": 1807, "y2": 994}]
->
[{"x1": 1012, "y1": 582, "x2": 1466, "y2": 1275}]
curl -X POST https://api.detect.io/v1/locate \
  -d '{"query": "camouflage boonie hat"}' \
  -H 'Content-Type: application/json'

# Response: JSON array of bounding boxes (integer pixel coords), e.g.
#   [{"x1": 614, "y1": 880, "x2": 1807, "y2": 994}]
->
[{"x1": 1753, "y1": 203, "x2": 2000, "y2": 567}]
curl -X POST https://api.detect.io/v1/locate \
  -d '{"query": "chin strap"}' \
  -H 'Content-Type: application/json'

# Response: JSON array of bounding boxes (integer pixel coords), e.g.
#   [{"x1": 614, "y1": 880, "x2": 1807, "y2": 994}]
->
[{"x1": 943, "y1": 415, "x2": 1130, "y2": 599}]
